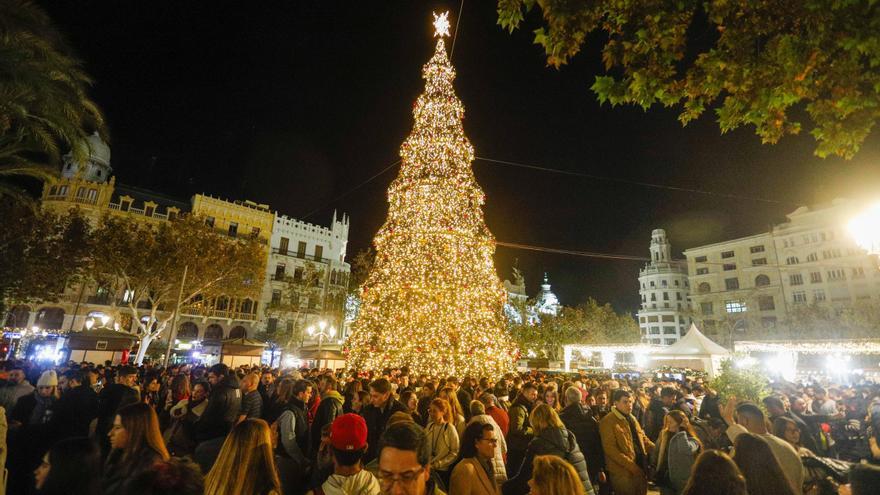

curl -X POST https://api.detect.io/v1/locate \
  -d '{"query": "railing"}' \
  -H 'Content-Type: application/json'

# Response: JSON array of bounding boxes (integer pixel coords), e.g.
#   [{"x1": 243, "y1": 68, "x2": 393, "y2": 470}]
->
[
  {"x1": 108, "y1": 202, "x2": 120, "y2": 210},
  {"x1": 73, "y1": 196, "x2": 98, "y2": 205},
  {"x1": 129, "y1": 207, "x2": 145, "y2": 215},
  {"x1": 271, "y1": 248, "x2": 332, "y2": 264},
  {"x1": 180, "y1": 307, "x2": 258, "y2": 321}
]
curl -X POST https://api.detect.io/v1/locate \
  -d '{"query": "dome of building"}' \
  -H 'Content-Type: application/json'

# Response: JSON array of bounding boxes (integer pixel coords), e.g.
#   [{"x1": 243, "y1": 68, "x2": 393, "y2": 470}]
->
[
  {"x1": 61, "y1": 131, "x2": 113, "y2": 183},
  {"x1": 535, "y1": 273, "x2": 560, "y2": 315},
  {"x1": 83, "y1": 131, "x2": 111, "y2": 166}
]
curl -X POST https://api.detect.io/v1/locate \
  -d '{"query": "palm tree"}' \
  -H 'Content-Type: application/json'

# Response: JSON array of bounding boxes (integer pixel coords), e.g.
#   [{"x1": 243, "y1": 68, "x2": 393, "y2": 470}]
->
[{"x1": 0, "y1": 0, "x2": 106, "y2": 204}]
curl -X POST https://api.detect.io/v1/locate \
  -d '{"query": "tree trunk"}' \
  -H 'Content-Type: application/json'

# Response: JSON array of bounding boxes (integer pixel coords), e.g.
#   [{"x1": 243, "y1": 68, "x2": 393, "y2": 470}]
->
[{"x1": 134, "y1": 334, "x2": 154, "y2": 365}]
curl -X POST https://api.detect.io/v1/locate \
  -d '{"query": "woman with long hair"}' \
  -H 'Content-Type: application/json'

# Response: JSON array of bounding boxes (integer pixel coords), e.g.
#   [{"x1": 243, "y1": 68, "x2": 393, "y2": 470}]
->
[
  {"x1": 450, "y1": 422, "x2": 501, "y2": 495},
  {"x1": 34, "y1": 437, "x2": 102, "y2": 495},
  {"x1": 426, "y1": 398, "x2": 460, "y2": 490},
  {"x1": 773, "y1": 416, "x2": 811, "y2": 455},
  {"x1": 439, "y1": 386, "x2": 467, "y2": 435},
  {"x1": 204, "y1": 419, "x2": 281, "y2": 495},
  {"x1": 103, "y1": 403, "x2": 171, "y2": 495},
  {"x1": 653, "y1": 410, "x2": 702, "y2": 495},
  {"x1": 681, "y1": 450, "x2": 747, "y2": 495},
  {"x1": 541, "y1": 388, "x2": 561, "y2": 412},
  {"x1": 504, "y1": 404, "x2": 594, "y2": 495},
  {"x1": 526, "y1": 455, "x2": 583, "y2": 495},
  {"x1": 263, "y1": 377, "x2": 295, "y2": 424},
  {"x1": 732, "y1": 432, "x2": 797, "y2": 495}
]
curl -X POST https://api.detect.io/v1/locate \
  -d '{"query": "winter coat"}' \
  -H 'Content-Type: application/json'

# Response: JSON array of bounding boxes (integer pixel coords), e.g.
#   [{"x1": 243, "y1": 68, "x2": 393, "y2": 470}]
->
[
  {"x1": 487, "y1": 406, "x2": 509, "y2": 437},
  {"x1": 0, "y1": 381, "x2": 34, "y2": 416},
  {"x1": 241, "y1": 389, "x2": 263, "y2": 420},
  {"x1": 504, "y1": 396, "x2": 533, "y2": 478},
  {"x1": 11, "y1": 391, "x2": 55, "y2": 426},
  {"x1": 599, "y1": 407, "x2": 655, "y2": 484},
  {"x1": 559, "y1": 402, "x2": 605, "y2": 483},
  {"x1": 97, "y1": 383, "x2": 140, "y2": 439},
  {"x1": 196, "y1": 373, "x2": 242, "y2": 442},
  {"x1": 645, "y1": 397, "x2": 669, "y2": 441},
  {"x1": 310, "y1": 390, "x2": 344, "y2": 457},
  {"x1": 277, "y1": 397, "x2": 310, "y2": 462},
  {"x1": 503, "y1": 426, "x2": 594, "y2": 495},
  {"x1": 50, "y1": 384, "x2": 99, "y2": 439},
  {"x1": 426, "y1": 421, "x2": 460, "y2": 472},
  {"x1": 102, "y1": 448, "x2": 163, "y2": 495},
  {"x1": 449, "y1": 457, "x2": 501, "y2": 495},
  {"x1": 317, "y1": 470, "x2": 381, "y2": 495},
  {"x1": 362, "y1": 399, "x2": 407, "y2": 463},
  {"x1": 468, "y1": 414, "x2": 508, "y2": 483},
  {"x1": 652, "y1": 431, "x2": 700, "y2": 495}
]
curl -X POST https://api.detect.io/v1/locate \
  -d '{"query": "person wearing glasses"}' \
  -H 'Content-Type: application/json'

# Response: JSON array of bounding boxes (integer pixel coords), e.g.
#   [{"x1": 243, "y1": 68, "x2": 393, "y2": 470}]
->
[
  {"x1": 449, "y1": 422, "x2": 502, "y2": 495},
  {"x1": 377, "y1": 422, "x2": 446, "y2": 495}
]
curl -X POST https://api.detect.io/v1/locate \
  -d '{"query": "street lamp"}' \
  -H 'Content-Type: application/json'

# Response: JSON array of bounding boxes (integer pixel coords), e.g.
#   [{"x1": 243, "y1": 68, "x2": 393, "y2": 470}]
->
[
  {"x1": 307, "y1": 321, "x2": 337, "y2": 368},
  {"x1": 84, "y1": 318, "x2": 95, "y2": 330},
  {"x1": 849, "y1": 202, "x2": 880, "y2": 257},
  {"x1": 100, "y1": 314, "x2": 111, "y2": 327}
]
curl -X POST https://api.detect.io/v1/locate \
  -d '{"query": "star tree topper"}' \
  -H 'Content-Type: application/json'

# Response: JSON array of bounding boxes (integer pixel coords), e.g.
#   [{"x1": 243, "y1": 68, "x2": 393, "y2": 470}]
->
[{"x1": 433, "y1": 11, "x2": 450, "y2": 38}]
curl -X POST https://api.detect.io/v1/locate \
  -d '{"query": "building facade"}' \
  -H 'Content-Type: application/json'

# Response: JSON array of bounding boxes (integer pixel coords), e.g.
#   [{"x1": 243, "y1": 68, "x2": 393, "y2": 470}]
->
[
  {"x1": 684, "y1": 199, "x2": 880, "y2": 346},
  {"x1": 6, "y1": 135, "x2": 352, "y2": 360},
  {"x1": 637, "y1": 229, "x2": 691, "y2": 345},
  {"x1": 262, "y1": 211, "x2": 351, "y2": 345}
]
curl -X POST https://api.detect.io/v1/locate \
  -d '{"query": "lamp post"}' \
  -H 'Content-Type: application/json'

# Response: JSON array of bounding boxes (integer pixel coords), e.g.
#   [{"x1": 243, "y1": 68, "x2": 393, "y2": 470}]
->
[
  {"x1": 306, "y1": 321, "x2": 336, "y2": 369},
  {"x1": 84, "y1": 318, "x2": 95, "y2": 331},
  {"x1": 848, "y1": 202, "x2": 880, "y2": 260}
]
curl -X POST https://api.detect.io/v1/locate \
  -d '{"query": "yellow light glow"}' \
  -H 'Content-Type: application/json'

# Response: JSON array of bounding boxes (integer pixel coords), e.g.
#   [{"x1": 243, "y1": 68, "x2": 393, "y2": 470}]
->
[
  {"x1": 848, "y1": 202, "x2": 880, "y2": 256},
  {"x1": 345, "y1": 18, "x2": 517, "y2": 378},
  {"x1": 433, "y1": 11, "x2": 451, "y2": 38}
]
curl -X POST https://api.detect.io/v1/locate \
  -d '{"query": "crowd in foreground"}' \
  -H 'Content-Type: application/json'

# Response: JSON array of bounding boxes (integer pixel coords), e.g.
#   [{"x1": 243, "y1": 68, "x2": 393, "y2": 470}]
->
[{"x1": 1, "y1": 360, "x2": 880, "y2": 495}]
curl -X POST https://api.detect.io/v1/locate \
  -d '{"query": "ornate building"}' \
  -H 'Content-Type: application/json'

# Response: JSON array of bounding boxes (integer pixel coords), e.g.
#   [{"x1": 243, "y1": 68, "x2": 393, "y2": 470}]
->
[
  {"x1": 637, "y1": 229, "x2": 691, "y2": 345},
  {"x1": 6, "y1": 135, "x2": 352, "y2": 362}
]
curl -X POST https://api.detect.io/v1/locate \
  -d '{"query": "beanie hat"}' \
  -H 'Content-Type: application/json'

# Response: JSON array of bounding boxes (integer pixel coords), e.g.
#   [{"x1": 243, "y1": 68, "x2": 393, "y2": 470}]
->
[
  {"x1": 37, "y1": 370, "x2": 58, "y2": 387},
  {"x1": 330, "y1": 413, "x2": 368, "y2": 451}
]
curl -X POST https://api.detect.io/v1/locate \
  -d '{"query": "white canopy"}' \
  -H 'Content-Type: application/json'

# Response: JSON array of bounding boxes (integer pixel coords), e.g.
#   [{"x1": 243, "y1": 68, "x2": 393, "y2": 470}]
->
[{"x1": 649, "y1": 323, "x2": 730, "y2": 378}]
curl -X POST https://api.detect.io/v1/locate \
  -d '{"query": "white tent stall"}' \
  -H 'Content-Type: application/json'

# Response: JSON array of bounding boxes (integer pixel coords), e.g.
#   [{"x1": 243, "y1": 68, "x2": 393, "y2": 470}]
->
[{"x1": 649, "y1": 323, "x2": 730, "y2": 378}]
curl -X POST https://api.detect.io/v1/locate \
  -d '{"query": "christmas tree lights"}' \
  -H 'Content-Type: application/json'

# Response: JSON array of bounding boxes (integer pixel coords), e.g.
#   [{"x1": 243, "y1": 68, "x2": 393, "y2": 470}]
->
[{"x1": 345, "y1": 12, "x2": 517, "y2": 378}]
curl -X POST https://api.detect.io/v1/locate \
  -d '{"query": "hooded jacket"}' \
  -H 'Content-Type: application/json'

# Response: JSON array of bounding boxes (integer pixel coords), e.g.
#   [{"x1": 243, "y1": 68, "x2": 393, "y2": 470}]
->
[
  {"x1": 502, "y1": 426, "x2": 594, "y2": 495},
  {"x1": 319, "y1": 470, "x2": 381, "y2": 495},
  {"x1": 559, "y1": 402, "x2": 605, "y2": 482},
  {"x1": 196, "y1": 373, "x2": 241, "y2": 442},
  {"x1": 310, "y1": 389, "x2": 344, "y2": 457}
]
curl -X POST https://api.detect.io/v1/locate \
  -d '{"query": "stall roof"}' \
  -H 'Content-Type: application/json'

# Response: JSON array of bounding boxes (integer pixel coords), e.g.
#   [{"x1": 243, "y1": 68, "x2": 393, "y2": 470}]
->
[{"x1": 652, "y1": 324, "x2": 729, "y2": 358}]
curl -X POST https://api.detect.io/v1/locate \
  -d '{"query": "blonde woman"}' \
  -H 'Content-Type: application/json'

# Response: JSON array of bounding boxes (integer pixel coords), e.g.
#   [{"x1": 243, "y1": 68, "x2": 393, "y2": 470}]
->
[
  {"x1": 505, "y1": 403, "x2": 595, "y2": 495},
  {"x1": 426, "y1": 398, "x2": 460, "y2": 489},
  {"x1": 653, "y1": 410, "x2": 702, "y2": 495},
  {"x1": 204, "y1": 419, "x2": 282, "y2": 495},
  {"x1": 439, "y1": 386, "x2": 467, "y2": 435},
  {"x1": 526, "y1": 455, "x2": 584, "y2": 495}
]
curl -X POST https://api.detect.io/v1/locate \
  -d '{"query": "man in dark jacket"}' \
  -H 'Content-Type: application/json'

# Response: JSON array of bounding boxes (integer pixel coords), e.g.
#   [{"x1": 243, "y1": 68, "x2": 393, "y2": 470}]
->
[
  {"x1": 309, "y1": 374, "x2": 344, "y2": 459},
  {"x1": 506, "y1": 382, "x2": 537, "y2": 478},
  {"x1": 764, "y1": 395, "x2": 820, "y2": 454},
  {"x1": 362, "y1": 377, "x2": 407, "y2": 463},
  {"x1": 195, "y1": 363, "x2": 242, "y2": 442},
  {"x1": 50, "y1": 369, "x2": 99, "y2": 439},
  {"x1": 96, "y1": 365, "x2": 140, "y2": 455},
  {"x1": 645, "y1": 387, "x2": 675, "y2": 441},
  {"x1": 560, "y1": 386, "x2": 606, "y2": 489}
]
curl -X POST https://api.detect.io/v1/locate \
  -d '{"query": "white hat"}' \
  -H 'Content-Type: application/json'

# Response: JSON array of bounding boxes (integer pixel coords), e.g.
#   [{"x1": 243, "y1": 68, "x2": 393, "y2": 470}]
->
[{"x1": 37, "y1": 370, "x2": 58, "y2": 388}]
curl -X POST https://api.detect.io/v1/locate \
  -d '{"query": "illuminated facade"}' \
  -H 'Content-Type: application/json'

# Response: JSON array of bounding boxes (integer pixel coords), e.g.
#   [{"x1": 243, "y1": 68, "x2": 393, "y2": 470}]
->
[{"x1": 637, "y1": 229, "x2": 691, "y2": 345}]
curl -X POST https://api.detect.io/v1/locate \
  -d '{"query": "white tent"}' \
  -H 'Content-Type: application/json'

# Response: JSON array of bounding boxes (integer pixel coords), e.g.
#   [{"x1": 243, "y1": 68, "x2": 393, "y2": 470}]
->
[{"x1": 649, "y1": 323, "x2": 730, "y2": 378}]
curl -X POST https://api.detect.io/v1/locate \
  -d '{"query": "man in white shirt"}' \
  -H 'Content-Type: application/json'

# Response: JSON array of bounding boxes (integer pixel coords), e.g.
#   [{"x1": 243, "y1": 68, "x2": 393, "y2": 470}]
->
[{"x1": 721, "y1": 397, "x2": 804, "y2": 495}]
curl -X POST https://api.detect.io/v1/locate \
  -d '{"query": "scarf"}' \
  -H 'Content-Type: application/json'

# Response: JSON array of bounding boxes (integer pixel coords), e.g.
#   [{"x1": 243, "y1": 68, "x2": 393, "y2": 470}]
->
[{"x1": 29, "y1": 391, "x2": 54, "y2": 425}]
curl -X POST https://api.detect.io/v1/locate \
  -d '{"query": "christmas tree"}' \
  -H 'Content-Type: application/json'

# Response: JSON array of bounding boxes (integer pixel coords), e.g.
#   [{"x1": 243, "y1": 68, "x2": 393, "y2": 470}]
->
[{"x1": 345, "y1": 12, "x2": 517, "y2": 378}]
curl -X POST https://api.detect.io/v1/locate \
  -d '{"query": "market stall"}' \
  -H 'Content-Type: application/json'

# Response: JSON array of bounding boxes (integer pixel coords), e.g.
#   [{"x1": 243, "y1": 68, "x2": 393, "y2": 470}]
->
[
  {"x1": 649, "y1": 324, "x2": 730, "y2": 379},
  {"x1": 65, "y1": 328, "x2": 139, "y2": 364},
  {"x1": 220, "y1": 337, "x2": 267, "y2": 368}
]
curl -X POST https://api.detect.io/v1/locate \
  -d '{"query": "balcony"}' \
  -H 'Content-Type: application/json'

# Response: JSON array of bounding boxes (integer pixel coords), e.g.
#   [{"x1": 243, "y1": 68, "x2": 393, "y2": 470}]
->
[
  {"x1": 180, "y1": 306, "x2": 258, "y2": 321},
  {"x1": 86, "y1": 295, "x2": 112, "y2": 305},
  {"x1": 271, "y1": 248, "x2": 331, "y2": 264}
]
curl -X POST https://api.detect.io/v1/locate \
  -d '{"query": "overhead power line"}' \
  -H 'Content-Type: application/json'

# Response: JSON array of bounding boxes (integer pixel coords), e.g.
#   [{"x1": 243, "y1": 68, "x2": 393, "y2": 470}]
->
[
  {"x1": 474, "y1": 156, "x2": 793, "y2": 206},
  {"x1": 301, "y1": 160, "x2": 399, "y2": 220}
]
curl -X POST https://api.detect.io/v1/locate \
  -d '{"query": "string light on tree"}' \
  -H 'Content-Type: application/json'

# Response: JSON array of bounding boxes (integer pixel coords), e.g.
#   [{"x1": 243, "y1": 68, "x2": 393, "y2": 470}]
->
[{"x1": 345, "y1": 12, "x2": 517, "y2": 377}]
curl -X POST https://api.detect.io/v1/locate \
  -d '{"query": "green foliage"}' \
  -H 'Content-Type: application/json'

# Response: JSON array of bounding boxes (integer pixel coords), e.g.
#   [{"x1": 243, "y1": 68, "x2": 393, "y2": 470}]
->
[
  {"x1": 711, "y1": 357, "x2": 770, "y2": 404},
  {"x1": 90, "y1": 214, "x2": 266, "y2": 363},
  {"x1": 509, "y1": 298, "x2": 640, "y2": 360},
  {"x1": 0, "y1": 0, "x2": 106, "y2": 202},
  {"x1": 497, "y1": 0, "x2": 880, "y2": 158},
  {"x1": 0, "y1": 201, "x2": 91, "y2": 305}
]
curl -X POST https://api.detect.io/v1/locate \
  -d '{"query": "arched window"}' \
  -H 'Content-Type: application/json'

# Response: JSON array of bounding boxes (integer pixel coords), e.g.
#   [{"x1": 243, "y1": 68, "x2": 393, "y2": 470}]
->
[
  {"x1": 177, "y1": 322, "x2": 198, "y2": 340},
  {"x1": 240, "y1": 299, "x2": 254, "y2": 315},
  {"x1": 755, "y1": 274, "x2": 771, "y2": 287},
  {"x1": 205, "y1": 324, "x2": 224, "y2": 340},
  {"x1": 698, "y1": 282, "x2": 711, "y2": 294},
  {"x1": 35, "y1": 307, "x2": 65, "y2": 330},
  {"x1": 5, "y1": 305, "x2": 31, "y2": 328},
  {"x1": 229, "y1": 326, "x2": 247, "y2": 339},
  {"x1": 215, "y1": 296, "x2": 229, "y2": 311}
]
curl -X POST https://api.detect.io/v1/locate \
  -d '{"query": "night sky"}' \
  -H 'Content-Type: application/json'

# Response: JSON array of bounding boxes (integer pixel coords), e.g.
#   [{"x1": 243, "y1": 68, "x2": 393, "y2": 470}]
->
[{"x1": 40, "y1": 1, "x2": 880, "y2": 313}]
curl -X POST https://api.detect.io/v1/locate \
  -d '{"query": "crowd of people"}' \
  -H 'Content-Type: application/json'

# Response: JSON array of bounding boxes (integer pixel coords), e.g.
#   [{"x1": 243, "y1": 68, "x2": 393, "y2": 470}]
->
[{"x1": 1, "y1": 359, "x2": 880, "y2": 495}]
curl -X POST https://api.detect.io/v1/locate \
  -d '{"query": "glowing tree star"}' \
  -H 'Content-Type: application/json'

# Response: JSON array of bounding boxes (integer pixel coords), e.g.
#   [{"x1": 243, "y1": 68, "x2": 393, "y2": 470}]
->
[
  {"x1": 345, "y1": 13, "x2": 517, "y2": 378},
  {"x1": 433, "y1": 11, "x2": 451, "y2": 38}
]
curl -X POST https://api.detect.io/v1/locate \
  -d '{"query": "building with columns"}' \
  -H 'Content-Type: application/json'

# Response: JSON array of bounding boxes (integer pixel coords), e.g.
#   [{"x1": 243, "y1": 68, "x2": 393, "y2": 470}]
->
[
  {"x1": 5, "y1": 135, "x2": 351, "y2": 361},
  {"x1": 637, "y1": 229, "x2": 691, "y2": 345},
  {"x1": 684, "y1": 199, "x2": 880, "y2": 346}
]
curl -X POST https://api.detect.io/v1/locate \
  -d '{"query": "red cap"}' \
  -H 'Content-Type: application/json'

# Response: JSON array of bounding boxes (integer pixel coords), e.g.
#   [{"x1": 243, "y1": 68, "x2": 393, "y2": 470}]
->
[{"x1": 330, "y1": 413, "x2": 368, "y2": 451}]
